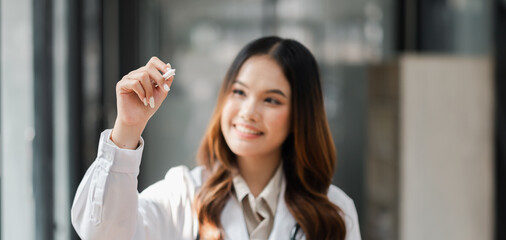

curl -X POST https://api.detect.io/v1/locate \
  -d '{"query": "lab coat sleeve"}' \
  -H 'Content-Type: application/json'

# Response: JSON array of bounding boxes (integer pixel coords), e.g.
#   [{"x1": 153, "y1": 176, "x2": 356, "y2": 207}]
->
[{"x1": 71, "y1": 129, "x2": 182, "y2": 240}]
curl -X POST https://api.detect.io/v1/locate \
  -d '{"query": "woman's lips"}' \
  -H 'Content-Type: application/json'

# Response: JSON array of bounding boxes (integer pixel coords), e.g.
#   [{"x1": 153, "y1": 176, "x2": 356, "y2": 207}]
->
[{"x1": 233, "y1": 123, "x2": 264, "y2": 138}]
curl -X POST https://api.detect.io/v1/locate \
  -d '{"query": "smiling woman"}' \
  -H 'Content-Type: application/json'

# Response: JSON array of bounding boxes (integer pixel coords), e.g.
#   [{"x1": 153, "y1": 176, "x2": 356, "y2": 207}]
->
[
  {"x1": 71, "y1": 36, "x2": 361, "y2": 240},
  {"x1": 221, "y1": 55, "x2": 292, "y2": 180}
]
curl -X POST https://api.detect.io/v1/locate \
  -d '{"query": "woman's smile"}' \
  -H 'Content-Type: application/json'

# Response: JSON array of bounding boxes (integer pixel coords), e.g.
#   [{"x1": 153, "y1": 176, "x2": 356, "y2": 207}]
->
[{"x1": 233, "y1": 123, "x2": 264, "y2": 139}]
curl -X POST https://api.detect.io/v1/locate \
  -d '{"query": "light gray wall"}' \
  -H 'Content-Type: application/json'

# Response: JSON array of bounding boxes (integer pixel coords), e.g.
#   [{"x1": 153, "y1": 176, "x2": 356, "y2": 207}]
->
[{"x1": 399, "y1": 55, "x2": 494, "y2": 240}]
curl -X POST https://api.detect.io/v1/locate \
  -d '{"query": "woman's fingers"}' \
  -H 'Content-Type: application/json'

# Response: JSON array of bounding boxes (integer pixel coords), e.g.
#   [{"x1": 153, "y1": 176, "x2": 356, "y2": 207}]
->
[
  {"x1": 129, "y1": 71, "x2": 155, "y2": 108},
  {"x1": 147, "y1": 57, "x2": 174, "y2": 90},
  {"x1": 164, "y1": 74, "x2": 175, "y2": 91},
  {"x1": 116, "y1": 76, "x2": 148, "y2": 106},
  {"x1": 146, "y1": 66, "x2": 168, "y2": 92},
  {"x1": 119, "y1": 57, "x2": 175, "y2": 109},
  {"x1": 124, "y1": 78, "x2": 147, "y2": 105},
  {"x1": 147, "y1": 56, "x2": 169, "y2": 71}
]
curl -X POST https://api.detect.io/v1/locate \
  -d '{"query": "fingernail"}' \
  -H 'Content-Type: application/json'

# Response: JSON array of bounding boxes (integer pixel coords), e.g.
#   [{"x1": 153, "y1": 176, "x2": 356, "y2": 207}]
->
[
  {"x1": 163, "y1": 84, "x2": 170, "y2": 92},
  {"x1": 143, "y1": 98, "x2": 148, "y2": 106},
  {"x1": 149, "y1": 96, "x2": 155, "y2": 108}
]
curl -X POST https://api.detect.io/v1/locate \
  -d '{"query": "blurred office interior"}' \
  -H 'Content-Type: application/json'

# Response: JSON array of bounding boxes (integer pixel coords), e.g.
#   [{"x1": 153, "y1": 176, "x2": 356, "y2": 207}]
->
[{"x1": 1, "y1": 0, "x2": 504, "y2": 239}]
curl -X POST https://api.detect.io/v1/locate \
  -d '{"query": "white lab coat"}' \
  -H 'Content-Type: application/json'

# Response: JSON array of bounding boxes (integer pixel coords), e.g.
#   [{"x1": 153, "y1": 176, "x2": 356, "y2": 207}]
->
[{"x1": 71, "y1": 129, "x2": 361, "y2": 240}]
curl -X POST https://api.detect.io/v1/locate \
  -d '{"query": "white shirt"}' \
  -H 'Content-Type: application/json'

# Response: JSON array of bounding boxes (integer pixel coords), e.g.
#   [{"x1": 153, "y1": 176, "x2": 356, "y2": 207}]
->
[{"x1": 71, "y1": 129, "x2": 362, "y2": 240}]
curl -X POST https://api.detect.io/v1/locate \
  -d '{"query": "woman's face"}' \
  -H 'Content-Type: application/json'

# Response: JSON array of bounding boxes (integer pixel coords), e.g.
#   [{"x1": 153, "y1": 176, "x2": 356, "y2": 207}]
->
[{"x1": 220, "y1": 55, "x2": 291, "y2": 159}]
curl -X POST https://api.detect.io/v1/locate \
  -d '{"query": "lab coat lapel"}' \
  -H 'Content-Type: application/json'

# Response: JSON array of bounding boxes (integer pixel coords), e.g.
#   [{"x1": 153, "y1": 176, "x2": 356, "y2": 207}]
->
[
  {"x1": 268, "y1": 176, "x2": 298, "y2": 240},
  {"x1": 221, "y1": 194, "x2": 249, "y2": 240},
  {"x1": 220, "y1": 172, "x2": 303, "y2": 240}
]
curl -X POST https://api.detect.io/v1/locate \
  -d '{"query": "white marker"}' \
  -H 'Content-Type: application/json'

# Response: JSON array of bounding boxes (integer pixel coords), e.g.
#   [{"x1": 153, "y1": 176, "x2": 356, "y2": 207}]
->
[{"x1": 163, "y1": 68, "x2": 176, "y2": 79}]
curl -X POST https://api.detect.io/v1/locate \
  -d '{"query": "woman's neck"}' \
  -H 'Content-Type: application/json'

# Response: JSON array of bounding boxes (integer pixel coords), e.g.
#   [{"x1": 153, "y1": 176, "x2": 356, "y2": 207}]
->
[{"x1": 237, "y1": 152, "x2": 281, "y2": 197}]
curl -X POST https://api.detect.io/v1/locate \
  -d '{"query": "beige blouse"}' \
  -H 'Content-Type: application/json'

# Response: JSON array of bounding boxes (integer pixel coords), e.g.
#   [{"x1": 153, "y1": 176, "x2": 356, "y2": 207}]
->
[{"x1": 232, "y1": 164, "x2": 283, "y2": 240}]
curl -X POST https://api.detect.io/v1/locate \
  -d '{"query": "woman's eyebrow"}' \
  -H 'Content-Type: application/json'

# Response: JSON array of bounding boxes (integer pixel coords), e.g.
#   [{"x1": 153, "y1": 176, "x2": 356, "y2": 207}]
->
[
  {"x1": 234, "y1": 80, "x2": 287, "y2": 98},
  {"x1": 234, "y1": 80, "x2": 248, "y2": 88},
  {"x1": 266, "y1": 89, "x2": 287, "y2": 98}
]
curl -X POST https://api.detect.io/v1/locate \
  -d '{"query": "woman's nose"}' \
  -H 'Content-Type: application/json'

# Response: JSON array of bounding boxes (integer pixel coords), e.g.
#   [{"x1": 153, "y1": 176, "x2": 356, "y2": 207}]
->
[{"x1": 239, "y1": 98, "x2": 260, "y2": 122}]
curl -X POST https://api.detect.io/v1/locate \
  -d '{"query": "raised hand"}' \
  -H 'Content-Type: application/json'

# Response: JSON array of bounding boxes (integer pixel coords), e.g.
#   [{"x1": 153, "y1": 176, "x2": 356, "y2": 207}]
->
[{"x1": 111, "y1": 57, "x2": 175, "y2": 149}]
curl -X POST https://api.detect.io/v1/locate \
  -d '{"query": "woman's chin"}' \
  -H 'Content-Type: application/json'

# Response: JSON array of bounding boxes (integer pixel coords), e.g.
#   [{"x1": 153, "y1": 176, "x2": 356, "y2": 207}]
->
[{"x1": 229, "y1": 147, "x2": 259, "y2": 158}]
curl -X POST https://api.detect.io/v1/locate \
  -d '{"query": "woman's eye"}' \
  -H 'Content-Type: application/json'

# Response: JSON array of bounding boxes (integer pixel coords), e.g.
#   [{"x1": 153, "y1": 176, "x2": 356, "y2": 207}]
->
[
  {"x1": 232, "y1": 89, "x2": 245, "y2": 96},
  {"x1": 265, "y1": 97, "x2": 281, "y2": 105}
]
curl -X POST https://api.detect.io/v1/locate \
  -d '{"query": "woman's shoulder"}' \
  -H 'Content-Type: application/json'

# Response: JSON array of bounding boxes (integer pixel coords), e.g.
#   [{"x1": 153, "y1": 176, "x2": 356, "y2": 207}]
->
[
  {"x1": 327, "y1": 184, "x2": 354, "y2": 206},
  {"x1": 327, "y1": 184, "x2": 356, "y2": 214},
  {"x1": 161, "y1": 165, "x2": 206, "y2": 186},
  {"x1": 140, "y1": 165, "x2": 205, "y2": 200},
  {"x1": 327, "y1": 184, "x2": 361, "y2": 238}
]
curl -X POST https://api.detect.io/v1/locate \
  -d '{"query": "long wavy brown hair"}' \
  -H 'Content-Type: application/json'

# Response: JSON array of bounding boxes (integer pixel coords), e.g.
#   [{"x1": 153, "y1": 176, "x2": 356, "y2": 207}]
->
[{"x1": 194, "y1": 36, "x2": 346, "y2": 240}]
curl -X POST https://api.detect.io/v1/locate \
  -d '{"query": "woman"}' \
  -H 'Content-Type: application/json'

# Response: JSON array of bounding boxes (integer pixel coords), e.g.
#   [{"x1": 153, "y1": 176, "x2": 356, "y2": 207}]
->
[{"x1": 71, "y1": 36, "x2": 361, "y2": 240}]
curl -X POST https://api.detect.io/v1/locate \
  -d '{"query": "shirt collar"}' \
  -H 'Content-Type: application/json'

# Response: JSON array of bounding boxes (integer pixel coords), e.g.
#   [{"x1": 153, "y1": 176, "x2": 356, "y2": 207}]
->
[{"x1": 232, "y1": 163, "x2": 284, "y2": 214}]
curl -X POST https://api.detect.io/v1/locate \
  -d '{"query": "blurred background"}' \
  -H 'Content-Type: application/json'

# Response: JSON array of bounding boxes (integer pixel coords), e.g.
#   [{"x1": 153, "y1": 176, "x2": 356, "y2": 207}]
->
[{"x1": 1, "y1": 0, "x2": 504, "y2": 239}]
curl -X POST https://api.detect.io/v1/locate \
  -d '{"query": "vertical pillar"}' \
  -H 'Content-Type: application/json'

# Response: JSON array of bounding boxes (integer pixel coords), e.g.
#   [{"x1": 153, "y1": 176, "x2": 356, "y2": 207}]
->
[
  {"x1": 1, "y1": 0, "x2": 36, "y2": 239},
  {"x1": 366, "y1": 55, "x2": 494, "y2": 240},
  {"x1": 33, "y1": 0, "x2": 54, "y2": 238},
  {"x1": 494, "y1": 1, "x2": 506, "y2": 239},
  {"x1": 53, "y1": 0, "x2": 72, "y2": 238}
]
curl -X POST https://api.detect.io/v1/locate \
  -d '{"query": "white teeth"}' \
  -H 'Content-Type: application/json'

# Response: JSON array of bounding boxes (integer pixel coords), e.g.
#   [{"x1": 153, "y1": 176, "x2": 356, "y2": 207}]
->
[{"x1": 235, "y1": 125, "x2": 261, "y2": 135}]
